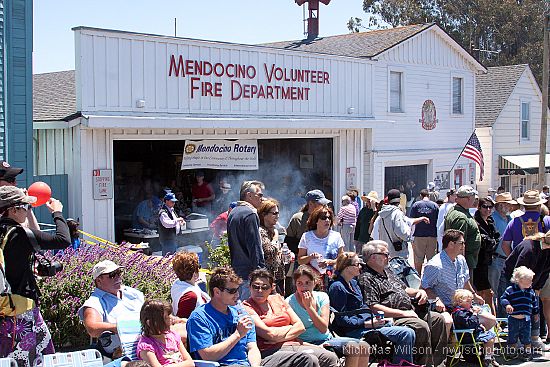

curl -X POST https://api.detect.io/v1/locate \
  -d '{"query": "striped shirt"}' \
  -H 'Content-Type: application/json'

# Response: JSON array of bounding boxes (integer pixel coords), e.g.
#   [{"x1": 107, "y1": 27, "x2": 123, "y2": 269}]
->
[
  {"x1": 500, "y1": 284, "x2": 539, "y2": 316},
  {"x1": 337, "y1": 204, "x2": 357, "y2": 225}
]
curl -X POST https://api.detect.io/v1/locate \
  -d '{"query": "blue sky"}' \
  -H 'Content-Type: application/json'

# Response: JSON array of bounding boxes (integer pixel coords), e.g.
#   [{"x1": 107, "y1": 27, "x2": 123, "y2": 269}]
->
[{"x1": 33, "y1": 0, "x2": 367, "y2": 74}]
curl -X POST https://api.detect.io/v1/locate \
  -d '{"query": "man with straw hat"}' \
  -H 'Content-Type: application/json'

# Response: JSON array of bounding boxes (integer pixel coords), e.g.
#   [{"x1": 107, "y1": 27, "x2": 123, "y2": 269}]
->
[
  {"x1": 354, "y1": 191, "x2": 380, "y2": 253},
  {"x1": 501, "y1": 190, "x2": 550, "y2": 256},
  {"x1": 488, "y1": 193, "x2": 517, "y2": 297}
]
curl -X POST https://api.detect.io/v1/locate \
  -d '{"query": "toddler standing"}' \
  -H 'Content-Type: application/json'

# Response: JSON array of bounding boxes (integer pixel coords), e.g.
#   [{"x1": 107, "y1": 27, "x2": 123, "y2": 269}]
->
[{"x1": 500, "y1": 266, "x2": 539, "y2": 361}]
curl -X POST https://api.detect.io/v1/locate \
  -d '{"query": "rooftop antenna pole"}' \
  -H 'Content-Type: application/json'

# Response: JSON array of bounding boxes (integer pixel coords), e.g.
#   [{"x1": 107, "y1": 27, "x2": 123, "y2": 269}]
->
[
  {"x1": 174, "y1": 17, "x2": 177, "y2": 37},
  {"x1": 295, "y1": 0, "x2": 331, "y2": 40}
]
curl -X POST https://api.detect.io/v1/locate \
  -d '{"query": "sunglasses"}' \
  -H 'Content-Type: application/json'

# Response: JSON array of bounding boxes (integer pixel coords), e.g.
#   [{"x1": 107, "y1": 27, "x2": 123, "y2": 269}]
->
[
  {"x1": 454, "y1": 240, "x2": 465, "y2": 245},
  {"x1": 268, "y1": 211, "x2": 279, "y2": 216},
  {"x1": 481, "y1": 205, "x2": 494, "y2": 209},
  {"x1": 373, "y1": 252, "x2": 389, "y2": 258},
  {"x1": 251, "y1": 284, "x2": 271, "y2": 291},
  {"x1": 319, "y1": 215, "x2": 332, "y2": 221},
  {"x1": 105, "y1": 269, "x2": 123, "y2": 279},
  {"x1": 349, "y1": 263, "x2": 362, "y2": 267},
  {"x1": 15, "y1": 203, "x2": 31, "y2": 211},
  {"x1": 221, "y1": 287, "x2": 240, "y2": 294}
]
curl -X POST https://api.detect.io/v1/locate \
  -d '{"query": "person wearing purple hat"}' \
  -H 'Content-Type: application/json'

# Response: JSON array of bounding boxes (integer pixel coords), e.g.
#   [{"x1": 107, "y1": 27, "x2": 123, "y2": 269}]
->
[
  {"x1": 158, "y1": 192, "x2": 186, "y2": 255},
  {"x1": 0, "y1": 186, "x2": 70, "y2": 365}
]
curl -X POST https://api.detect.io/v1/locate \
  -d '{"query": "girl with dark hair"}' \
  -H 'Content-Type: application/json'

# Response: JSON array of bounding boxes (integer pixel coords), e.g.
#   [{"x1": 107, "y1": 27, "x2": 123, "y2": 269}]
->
[{"x1": 137, "y1": 299, "x2": 194, "y2": 367}]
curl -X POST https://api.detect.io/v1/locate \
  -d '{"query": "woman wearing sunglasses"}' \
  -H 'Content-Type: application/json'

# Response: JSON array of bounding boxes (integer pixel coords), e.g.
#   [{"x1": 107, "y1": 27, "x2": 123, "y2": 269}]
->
[
  {"x1": 0, "y1": 186, "x2": 70, "y2": 366},
  {"x1": 257, "y1": 199, "x2": 286, "y2": 294},
  {"x1": 243, "y1": 268, "x2": 343, "y2": 367},
  {"x1": 328, "y1": 252, "x2": 415, "y2": 364},
  {"x1": 474, "y1": 197, "x2": 500, "y2": 314},
  {"x1": 297, "y1": 207, "x2": 344, "y2": 289}
]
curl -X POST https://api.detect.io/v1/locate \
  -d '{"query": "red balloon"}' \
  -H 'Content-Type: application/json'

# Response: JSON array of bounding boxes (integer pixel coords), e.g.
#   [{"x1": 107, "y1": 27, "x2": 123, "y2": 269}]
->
[{"x1": 28, "y1": 181, "x2": 52, "y2": 207}]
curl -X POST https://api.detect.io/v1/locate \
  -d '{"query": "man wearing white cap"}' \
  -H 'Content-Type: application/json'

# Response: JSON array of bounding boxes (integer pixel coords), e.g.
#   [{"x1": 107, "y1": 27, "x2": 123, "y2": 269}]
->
[{"x1": 79, "y1": 260, "x2": 144, "y2": 357}]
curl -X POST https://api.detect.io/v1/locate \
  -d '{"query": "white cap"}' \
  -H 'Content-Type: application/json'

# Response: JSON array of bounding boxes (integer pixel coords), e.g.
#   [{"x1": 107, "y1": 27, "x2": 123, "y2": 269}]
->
[{"x1": 91, "y1": 260, "x2": 124, "y2": 280}]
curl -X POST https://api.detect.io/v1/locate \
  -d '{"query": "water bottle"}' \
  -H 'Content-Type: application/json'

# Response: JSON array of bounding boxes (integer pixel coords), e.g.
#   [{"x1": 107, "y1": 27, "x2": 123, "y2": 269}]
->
[
  {"x1": 236, "y1": 300, "x2": 253, "y2": 329},
  {"x1": 281, "y1": 243, "x2": 292, "y2": 265}
]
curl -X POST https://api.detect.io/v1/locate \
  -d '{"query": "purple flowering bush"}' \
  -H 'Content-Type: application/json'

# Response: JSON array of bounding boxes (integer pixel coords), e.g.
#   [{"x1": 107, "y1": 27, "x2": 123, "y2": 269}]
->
[{"x1": 38, "y1": 244, "x2": 177, "y2": 349}]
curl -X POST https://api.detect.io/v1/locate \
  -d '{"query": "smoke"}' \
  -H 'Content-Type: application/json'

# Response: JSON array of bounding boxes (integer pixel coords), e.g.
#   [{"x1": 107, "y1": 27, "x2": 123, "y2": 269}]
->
[{"x1": 212, "y1": 159, "x2": 310, "y2": 227}]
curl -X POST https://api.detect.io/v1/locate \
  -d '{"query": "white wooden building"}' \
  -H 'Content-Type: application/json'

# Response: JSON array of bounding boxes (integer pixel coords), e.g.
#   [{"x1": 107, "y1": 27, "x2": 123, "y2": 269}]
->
[
  {"x1": 33, "y1": 24, "x2": 485, "y2": 242},
  {"x1": 475, "y1": 64, "x2": 550, "y2": 197}
]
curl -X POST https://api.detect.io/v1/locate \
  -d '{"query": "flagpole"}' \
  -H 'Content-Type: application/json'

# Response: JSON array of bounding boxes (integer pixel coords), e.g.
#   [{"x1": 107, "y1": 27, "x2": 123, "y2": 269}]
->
[{"x1": 448, "y1": 131, "x2": 474, "y2": 175}]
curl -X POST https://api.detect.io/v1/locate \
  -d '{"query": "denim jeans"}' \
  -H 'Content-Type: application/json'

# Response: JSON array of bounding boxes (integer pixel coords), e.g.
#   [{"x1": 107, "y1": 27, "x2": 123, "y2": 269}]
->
[
  {"x1": 346, "y1": 324, "x2": 415, "y2": 363},
  {"x1": 508, "y1": 316, "x2": 532, "y2": 345}
]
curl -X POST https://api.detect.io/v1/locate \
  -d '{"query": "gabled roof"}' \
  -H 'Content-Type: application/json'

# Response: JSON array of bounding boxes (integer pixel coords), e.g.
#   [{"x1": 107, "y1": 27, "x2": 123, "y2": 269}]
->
[
  {"x1": 261, "y1": 23, "x2": 433, "y2": 58},
  {"x1": 33, "y1": 70, "x2": 77, "y2": 121},
  {"x1": 475, "y1": 64, "x2": 528, "y2": 128}
]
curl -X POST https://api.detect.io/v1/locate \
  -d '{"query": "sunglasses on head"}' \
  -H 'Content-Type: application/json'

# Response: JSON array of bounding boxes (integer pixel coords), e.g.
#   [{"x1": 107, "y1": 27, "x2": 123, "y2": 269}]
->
[
  {"x1": 221, "y1": 286, "x2": 240, "y2": 294},
  {"x1": 105, "y1": 269, "x2": 123, "y2": 279}
]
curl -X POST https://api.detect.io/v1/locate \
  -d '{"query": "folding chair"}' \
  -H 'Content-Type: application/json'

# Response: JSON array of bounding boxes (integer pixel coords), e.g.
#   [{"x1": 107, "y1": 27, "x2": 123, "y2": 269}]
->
[
  {"x1": 0, "y1": 357, "x2": 16, "y2": 367},
  {"x1": 494, "y1": 317, "x2": 512, "y2": 361},
  {"x1": 116, "y1": 318, "x2": 219, "y2": 367},
  {"x1": 448, "y1": 327, "x2": 484, "y2": 367},
  {"x1": 43, "y1": 349, "x2": 103, "y2": 367}
]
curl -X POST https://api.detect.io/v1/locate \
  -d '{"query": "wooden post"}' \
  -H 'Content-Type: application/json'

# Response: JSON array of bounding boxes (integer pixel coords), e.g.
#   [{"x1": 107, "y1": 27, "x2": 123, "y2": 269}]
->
[{"x1": 540, "y1": 3, "x2": 549, "y2": 189}]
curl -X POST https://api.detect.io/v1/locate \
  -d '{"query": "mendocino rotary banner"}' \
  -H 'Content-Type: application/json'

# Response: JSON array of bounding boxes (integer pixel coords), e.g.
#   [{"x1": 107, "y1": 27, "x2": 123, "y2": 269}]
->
[{"x1": 181, "y1": 139, "x2": 259, "y2": 170}]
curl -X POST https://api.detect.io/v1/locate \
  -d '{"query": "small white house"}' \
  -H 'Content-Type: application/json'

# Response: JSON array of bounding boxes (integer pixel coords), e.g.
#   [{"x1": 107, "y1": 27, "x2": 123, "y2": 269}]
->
[{"x1": 475, "y1": 64, "x2": 550, "y2": 197}]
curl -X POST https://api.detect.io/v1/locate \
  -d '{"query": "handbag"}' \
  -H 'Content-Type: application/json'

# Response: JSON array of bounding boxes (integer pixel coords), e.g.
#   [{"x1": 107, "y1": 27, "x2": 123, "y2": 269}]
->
[
  {"x1": 381, "y1": 217, "x2": 405, "y2": 252},
  {"x1": 377, "y1": 359, "x2": 424, "y2": 367}
]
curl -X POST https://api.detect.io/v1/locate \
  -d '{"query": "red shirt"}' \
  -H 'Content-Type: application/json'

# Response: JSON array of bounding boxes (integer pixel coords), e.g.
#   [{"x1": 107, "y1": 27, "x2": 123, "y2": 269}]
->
[{"x1": 192, "y1": 183, "x2": 214, "y2": 207}]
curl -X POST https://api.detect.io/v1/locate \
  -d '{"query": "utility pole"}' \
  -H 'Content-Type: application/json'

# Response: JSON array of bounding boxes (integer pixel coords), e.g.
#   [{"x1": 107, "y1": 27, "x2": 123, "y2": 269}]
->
[{"x1": 539, "y1": 1, "x2": 549, "y2": 189}]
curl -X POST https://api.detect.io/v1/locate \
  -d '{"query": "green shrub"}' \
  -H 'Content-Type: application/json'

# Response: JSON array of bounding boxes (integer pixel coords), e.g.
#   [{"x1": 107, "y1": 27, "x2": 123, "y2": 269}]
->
[
  {"x1": 204, "y1": 233, "x2": 231, "y2": 269},
  {"x1": 38, "y1": 245, "x2": 176, "y2": 349}
]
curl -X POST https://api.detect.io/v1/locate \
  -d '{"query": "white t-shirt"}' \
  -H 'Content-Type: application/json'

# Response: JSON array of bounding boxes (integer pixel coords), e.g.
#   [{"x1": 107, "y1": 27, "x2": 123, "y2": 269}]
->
[{"x1": 298, "y1": 230, "x2": 344, "y2": 274}]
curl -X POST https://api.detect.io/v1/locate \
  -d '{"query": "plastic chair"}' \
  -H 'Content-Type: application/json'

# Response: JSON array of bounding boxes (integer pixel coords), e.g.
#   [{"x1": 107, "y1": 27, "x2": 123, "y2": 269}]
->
[
  {"x1": 42, "y1": 349, "x2": 103, "y2": 367},
  {"x1": 116, "y1": 318, "x2": 219, "y2": 367},
  {"x1": 0, "y1": 357, "x2": 16, "y2": 367},
  {"x1": 448, "y1": 327, "x2": 484, "y2": 367}
]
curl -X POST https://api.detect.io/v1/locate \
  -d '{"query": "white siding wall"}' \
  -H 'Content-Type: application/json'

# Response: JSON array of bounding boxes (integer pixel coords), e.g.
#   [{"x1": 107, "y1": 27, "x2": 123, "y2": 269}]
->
[
  {"x1": 361, "y1": 27, "x2": 479, "y2": 194},
  {"x1": 492, "y1": 71, "x2": 550, "y2": 155},
  {"x1": 475, "y1": 127, "x2": 493, "y2": 195},
  {"x1": 75, "y1": 28, "x2": 374, "y2": 118}
]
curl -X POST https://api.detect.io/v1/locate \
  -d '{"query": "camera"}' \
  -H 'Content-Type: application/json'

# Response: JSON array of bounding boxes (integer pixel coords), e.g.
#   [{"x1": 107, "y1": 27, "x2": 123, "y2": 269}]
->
[{"x1": 36, "y1": 256, "x2": 63, "y2": 276}]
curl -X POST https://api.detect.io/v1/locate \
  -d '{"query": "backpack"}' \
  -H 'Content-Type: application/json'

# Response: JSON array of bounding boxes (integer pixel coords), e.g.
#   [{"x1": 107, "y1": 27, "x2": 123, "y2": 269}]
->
[
  {"x1": 0, "y1": 224, "x2": 36, "y2": 317},
  {"x1": 388, "y1": 256, "x2": 421, "y2": 289}
]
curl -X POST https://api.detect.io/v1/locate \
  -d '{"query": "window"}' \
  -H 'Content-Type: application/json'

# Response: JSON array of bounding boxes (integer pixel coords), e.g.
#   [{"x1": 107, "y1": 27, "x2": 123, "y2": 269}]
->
[
  {"x1": 521, "y1": 102, "x2": 530, "y2": 139},
  {"x1": 390, "y1": 71, "x2": 403, "y2": 113},
  {"x1": 452, "y1": 77, "x2": 463, "y2": 114}
]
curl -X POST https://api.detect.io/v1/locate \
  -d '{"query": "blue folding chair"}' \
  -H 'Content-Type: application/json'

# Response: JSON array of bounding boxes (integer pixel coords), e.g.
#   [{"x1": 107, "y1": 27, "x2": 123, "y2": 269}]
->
[{"x1": 117, "y1": 318, "x2": 219, "y2": 367}]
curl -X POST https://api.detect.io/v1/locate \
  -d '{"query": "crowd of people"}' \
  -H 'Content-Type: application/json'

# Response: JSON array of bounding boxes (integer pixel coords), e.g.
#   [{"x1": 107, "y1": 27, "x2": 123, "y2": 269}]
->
[{"x1": 2, "y1": 160, "x2": 550, "y2": 367}]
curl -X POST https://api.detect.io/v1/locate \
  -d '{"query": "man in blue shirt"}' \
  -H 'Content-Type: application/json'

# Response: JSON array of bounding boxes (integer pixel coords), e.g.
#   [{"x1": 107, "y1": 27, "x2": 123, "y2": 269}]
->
[
  {"x1": 410, "y1": 189, "x2": 439, "y2": 274},
  {"x1": 186, "y1": 267, "x2": 315, "y2": 367}
]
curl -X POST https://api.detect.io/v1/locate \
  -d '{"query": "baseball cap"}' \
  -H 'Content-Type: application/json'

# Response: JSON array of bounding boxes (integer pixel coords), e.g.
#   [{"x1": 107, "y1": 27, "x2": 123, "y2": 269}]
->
[
  {"x1": 427, "y1": 182, "x2": 436, "y2": 190},
  {"x1": 0, "y1": 161, "x2": 23, "y2": 181},
  {"x1": 446, "y1": 189, "x2": 457, "y2": 197},
  {"x1": 386, "y1": 189, "x2": 401, "y2": 204},
  {"x1": 92, "y1": 260, "x2": 124, "y2": 280},
  {"x1": 0, "y1": 186, "x2": 37, "y2": 211},
  {"x1": 164, "y1": 192, "x2": 178, "y2": 202},
  {"x1": 304, "y1": 189, "x2": 331, "y2": 205},
  {"x1": 457, "y1": 185, "x2": 478, "y2": 198}
]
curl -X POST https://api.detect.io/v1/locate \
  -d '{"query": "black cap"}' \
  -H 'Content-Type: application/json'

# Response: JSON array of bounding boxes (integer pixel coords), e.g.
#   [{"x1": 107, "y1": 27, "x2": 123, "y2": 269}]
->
[
  {"x1": 0, "y1": 161, "x2": 23, "y2": 181},
  {"x1": 387, "y1": 189, "x2": 401, "y2": 204}
]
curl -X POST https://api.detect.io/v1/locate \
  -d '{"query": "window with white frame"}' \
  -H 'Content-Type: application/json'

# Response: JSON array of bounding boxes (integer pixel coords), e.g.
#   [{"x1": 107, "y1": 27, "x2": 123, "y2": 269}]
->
[
  {"x1": 521, "y1": 102, "x2": 530, "y2": 139},
  {"x1": 452, "y1": 77, "x2": 463, "y2": 114},
  {"x1": 390, "y1": 71, "x2": 403, "y2": 113}
]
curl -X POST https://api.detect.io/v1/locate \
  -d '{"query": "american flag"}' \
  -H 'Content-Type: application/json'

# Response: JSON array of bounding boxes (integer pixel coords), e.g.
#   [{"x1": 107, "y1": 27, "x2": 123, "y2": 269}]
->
[{"x1": 461, "y1": 132, "x2": 484, "y2": 181}]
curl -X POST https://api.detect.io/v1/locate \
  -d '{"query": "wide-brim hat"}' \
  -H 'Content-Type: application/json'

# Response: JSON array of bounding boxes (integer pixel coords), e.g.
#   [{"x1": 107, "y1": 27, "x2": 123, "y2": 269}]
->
[
  {"x1": 365, "y1": 191, "x2": 380, "y2": 203},
  {"x1": 516, "y1": 190, "x2": 547, "y2": 206},
  {"x1": 494, "y1": 192, "x2": 517, "y2": 205}
]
